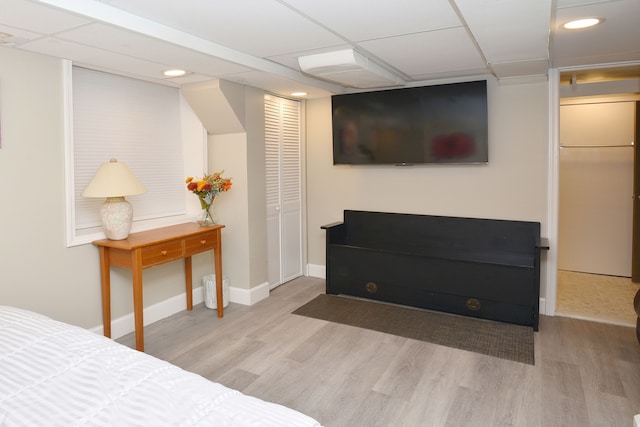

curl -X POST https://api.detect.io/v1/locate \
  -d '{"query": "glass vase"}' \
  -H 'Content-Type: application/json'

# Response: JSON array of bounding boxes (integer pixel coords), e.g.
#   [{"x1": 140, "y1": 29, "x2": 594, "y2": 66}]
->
[{"x1": 198, "y1": 199, "x2": 217, "y2": 226}]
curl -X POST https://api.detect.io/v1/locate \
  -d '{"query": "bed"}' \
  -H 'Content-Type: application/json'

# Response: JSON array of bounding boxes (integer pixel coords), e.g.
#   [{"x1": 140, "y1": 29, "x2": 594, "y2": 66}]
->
[{"x1": 0, "y1": 306, "x2": 322, "y2": 427}]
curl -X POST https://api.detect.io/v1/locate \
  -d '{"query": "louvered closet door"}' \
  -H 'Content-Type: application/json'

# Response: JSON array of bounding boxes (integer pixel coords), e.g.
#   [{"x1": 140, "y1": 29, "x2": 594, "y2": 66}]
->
[{"x1": 265, "y1": 95, "x2": 302, "y2": 289}]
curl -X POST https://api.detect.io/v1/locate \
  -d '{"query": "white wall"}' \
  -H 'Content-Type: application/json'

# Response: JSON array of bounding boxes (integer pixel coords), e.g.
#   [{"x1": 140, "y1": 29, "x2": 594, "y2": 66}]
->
[
  {"x1": 305, "y1": 77, "x2": 551, "y2": 298},
  {"x1": 207, "y1": 86, "x2": 269, "y2": 300},
  {"x1": 0, "y1": 46, "x2": 552, "y2": 328},
  {"x1": 209, "y1": 132, "x2": 250, "y2": 290},
  {"x1": 0, "y1": 48, "x2": 213, "y2": 331}
]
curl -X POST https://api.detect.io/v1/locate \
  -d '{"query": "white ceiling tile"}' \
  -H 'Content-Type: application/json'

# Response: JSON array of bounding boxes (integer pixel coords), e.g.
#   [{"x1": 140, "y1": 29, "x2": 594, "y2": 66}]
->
[
  {"x1": 454, "y1": 0, "x2": 552, "y2": 63},
  {"x1": 20, "y1": 37, "x2": 185, "y2": 82},
  {"x1": 359, "y1": 28, "x2": 486, "y2": 77},
  {"x1": 55, "y1": 24, "x2": 251, "y2": 76},
  {"x1": 552, "y1": 0, "x2": 640, "y2": 67},
  {"x1": 556, "y1": 0, "x2": 613, "y2": 7},
  {"x1": 0, "y1": 0, "x2": 89, "y2": 34},
  {"x1": 281, "y1": 0, "x2": 463, "y2": 40},
  {"x1": 0, "y1": 23, "x2": 41, "y2": 45},
  {"x1": 0, "y1": 0, "x2": 636, "y2": 98},
  {"x1": 104, "y1": 0, "x2": 345, "y2": 57}
]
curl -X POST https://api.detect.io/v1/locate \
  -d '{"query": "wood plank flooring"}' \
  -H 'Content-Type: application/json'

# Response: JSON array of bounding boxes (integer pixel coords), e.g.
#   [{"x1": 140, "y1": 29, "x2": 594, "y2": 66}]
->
[{"x1": 117, "y1": 277, "x2": 640, "y2": 427}]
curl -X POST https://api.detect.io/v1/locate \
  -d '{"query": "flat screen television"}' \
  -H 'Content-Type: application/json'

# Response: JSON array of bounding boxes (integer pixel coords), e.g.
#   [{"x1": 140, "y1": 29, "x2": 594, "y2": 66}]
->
[{"x1": 331, "y1": 80, "x2": 488, "y2": 165}]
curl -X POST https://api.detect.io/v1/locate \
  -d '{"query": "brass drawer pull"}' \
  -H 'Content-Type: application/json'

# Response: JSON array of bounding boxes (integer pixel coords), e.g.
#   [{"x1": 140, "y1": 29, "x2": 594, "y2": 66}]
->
[
  {"x1": 366, "y1": 282, "x2": 378, "y2": 293},
  {"x1": 466, "y1": 298, "x2": 481, "y2": 311},
  {"x1": 160, "y1": 250, "x2": 168, "y2": 256},
  {"x1": 200, "y1": 239, "x2": 207, "y2": 245}
]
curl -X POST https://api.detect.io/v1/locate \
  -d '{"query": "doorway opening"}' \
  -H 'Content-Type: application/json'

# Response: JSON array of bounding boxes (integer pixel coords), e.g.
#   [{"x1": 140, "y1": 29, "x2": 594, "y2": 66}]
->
[{"x1": 554, "y1": 65, "x2": 640, "y2": 326}]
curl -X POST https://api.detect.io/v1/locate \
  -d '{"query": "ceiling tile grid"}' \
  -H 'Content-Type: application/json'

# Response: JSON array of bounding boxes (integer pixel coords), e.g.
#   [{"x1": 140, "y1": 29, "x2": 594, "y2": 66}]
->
[{"x1": 0, "y1": 0, "x2": 637, "y2": 97}]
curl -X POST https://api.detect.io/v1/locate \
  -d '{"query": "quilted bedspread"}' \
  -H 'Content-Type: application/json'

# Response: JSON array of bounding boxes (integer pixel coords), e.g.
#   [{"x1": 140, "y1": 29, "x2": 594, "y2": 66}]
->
[{"x1": 0, "y1": 306, "x2": 321, "y2": 427}]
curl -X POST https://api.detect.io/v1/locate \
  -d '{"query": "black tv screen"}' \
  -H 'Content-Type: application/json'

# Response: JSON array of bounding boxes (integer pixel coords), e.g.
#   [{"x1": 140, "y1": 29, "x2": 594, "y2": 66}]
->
[{"x1": 331, "y1": 80, "x2": 488, "y2": 165}]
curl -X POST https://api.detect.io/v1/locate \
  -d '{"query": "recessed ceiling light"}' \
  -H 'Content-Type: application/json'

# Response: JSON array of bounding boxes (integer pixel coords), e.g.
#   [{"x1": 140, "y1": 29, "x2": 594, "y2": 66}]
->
[
  {"x1": 291, "y1": 92, "x2": 307, "y2": 97},
  {"x1": 163, "y1": 69, "x2": 187, "y2": 77},
  {"x1": 563, "y1": 18, "x2": 602, "y2": 30}
]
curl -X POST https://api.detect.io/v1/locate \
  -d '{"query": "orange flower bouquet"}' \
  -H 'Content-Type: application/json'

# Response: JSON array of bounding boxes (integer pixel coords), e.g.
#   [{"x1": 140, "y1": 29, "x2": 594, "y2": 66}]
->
[{"x1": 185, "y1": 171, "x2": 232, "y2": 225}]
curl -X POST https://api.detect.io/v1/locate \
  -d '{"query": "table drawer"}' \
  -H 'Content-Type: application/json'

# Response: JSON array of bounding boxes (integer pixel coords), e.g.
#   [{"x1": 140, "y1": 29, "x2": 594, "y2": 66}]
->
[
  {"x1": 141, "y1": 240, "x2": 183, "y2": 266},
  {"x1": 185, "y1": 233, "x2": 217, "y2": 255}
]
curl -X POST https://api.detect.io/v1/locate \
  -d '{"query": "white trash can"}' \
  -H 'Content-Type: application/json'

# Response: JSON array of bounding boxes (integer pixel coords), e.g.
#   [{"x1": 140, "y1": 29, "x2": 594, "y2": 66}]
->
[{"x1": 202, "y1": 274, "x2": 229, "y2": 309}]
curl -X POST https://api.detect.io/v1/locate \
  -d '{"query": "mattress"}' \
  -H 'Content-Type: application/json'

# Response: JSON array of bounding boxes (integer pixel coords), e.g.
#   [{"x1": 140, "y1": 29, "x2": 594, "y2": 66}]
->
[{"x1": 0, "y1": 306, "x2": 322, "y2": 427}]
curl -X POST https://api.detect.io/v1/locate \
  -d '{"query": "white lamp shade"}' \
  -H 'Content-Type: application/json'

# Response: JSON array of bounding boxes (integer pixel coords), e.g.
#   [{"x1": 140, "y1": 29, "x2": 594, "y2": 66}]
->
[{"x1": 82, "y1": 159, "x2": 146, "y2": 197}]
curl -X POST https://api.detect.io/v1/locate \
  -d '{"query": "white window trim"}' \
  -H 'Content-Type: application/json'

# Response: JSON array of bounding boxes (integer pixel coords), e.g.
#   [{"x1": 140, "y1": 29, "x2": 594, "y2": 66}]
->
[{"x1": 63, "y1": 60, "x2": 208, "y2": 247}]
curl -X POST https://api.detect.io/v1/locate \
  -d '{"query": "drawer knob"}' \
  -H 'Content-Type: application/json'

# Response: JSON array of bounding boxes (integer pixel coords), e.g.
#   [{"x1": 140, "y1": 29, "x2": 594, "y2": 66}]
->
[
  {"x1": 466, "y1": 298, "x2": 481, "y2": 311},
  {"x1": 160, "y1": 250, "x2": 168, "y2": 256},
  {"x1": 200, "y1": 240, "x2": 207, "y2": 245},
  {"x1": 366, "y1": 282, "x2": 378, "y2": 293}
]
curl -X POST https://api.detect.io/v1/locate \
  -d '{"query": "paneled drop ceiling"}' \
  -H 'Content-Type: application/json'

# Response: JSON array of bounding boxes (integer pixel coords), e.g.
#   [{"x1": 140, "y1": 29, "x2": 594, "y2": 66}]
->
[{"x1": 0, "y1": 0, "x2": 638, "y2": 98}]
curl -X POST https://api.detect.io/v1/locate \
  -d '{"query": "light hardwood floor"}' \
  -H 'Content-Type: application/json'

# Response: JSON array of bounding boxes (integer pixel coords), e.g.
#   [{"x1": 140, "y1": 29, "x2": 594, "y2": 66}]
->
[{"x1": 118, "y1": 277, "x2": 640, "y2": 427}]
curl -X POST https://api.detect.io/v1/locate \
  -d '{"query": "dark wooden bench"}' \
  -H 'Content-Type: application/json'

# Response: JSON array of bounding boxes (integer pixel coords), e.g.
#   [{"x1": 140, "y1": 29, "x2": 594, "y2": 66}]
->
[{"x1": 322, "y1": 210, "x2": 548, "y2": 330}]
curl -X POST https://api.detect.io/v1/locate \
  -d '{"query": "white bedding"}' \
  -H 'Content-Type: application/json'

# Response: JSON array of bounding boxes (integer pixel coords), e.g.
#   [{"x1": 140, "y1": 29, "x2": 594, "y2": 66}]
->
[{"x1": 0, "y1": 306, "x2": 321, "y2": 427}]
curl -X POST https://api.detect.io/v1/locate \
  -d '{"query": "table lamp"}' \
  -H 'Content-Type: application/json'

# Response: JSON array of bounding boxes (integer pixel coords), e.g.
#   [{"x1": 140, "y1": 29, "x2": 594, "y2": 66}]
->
[{"x1": 82, "y1": 158, "x2": 146, "y2": 240}]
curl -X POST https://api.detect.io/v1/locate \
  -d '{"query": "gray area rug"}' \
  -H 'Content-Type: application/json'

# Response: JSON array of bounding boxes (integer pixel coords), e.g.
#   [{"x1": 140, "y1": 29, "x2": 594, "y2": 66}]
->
[{"x1": 293, "y1": 294, "x2": 534, "y2": 365}]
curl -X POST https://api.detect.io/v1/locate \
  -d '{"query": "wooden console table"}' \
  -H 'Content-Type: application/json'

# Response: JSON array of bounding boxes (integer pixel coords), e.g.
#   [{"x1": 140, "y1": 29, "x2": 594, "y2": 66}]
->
[{"x1": 93, "y1": 222, "x2": 225, "y2": 351}]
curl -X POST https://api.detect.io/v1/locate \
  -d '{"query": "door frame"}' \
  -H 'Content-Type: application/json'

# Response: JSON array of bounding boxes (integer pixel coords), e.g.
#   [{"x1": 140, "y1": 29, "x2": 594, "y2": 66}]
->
[
  {"x1": 632, "y1": 100, "x2": 640, "y2": 282},
  {"x1": 264, "y1": 94, "x2": 305, "y2": 290},
  {"x1": 546, "y1": 68, "x2": 561, "y2": 316},
  {"x1": 548, "y1": 64, "x2": 640, "y2": 315}
]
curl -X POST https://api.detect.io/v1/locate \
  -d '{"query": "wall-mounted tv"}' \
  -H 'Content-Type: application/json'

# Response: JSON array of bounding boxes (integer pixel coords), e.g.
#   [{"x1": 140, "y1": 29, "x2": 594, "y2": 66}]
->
[{"x1": 332, "y1": 80, "x2": 488, "y2": 165}]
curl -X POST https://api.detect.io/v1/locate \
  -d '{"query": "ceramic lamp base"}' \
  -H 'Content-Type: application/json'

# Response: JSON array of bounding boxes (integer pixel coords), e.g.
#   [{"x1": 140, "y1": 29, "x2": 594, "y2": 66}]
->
[{"x1": 101, "y1": 196, "x2": 133, "y2": 240}]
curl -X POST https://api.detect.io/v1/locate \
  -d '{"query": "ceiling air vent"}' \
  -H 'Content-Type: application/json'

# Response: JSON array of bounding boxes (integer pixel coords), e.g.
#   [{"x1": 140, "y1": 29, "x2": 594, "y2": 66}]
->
[{"x1": 298, "y1": 49, "x2": 405, "y2": 89}]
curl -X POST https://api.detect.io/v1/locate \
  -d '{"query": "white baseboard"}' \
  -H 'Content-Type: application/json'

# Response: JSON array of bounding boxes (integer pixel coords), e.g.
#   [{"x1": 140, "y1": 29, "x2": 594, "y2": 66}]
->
[
  {"x1": 90, "y1": 283, "x2": 270, "y2": 340},
  {"x1": 230, "y1": 281, "x2": 270, "y2": 306},
  {"x1": 307, "y1": 263, "x2": 325, "y2": 279},
  {"x1": 90, "y1": 286, "x2": 204, "y2": 339}
]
